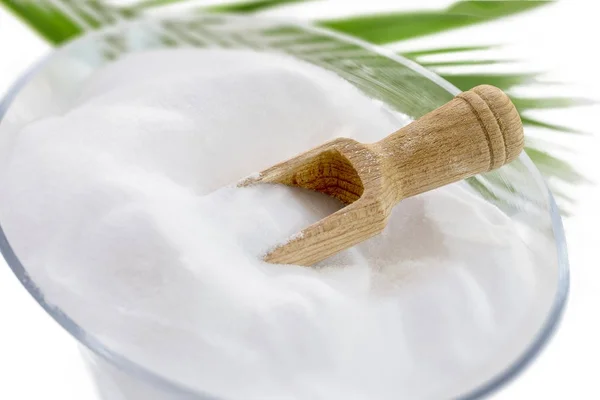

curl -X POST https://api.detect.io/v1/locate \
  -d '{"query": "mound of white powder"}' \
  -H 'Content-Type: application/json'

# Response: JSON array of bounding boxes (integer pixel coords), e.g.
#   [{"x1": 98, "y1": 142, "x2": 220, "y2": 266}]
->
[{"x1": 0, "y1": 49, "x2": 548, "y2": 399}]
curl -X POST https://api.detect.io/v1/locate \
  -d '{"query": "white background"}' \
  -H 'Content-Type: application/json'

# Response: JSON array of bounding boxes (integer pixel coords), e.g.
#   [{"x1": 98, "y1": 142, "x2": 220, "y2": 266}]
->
[{"x1": 1, "y1": 0, "x2": 600, "y2": 398}]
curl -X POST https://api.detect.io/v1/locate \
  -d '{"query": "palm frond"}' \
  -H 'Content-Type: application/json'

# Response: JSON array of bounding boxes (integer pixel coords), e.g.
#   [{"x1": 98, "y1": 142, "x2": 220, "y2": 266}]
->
[
  {"x1": 207, "y1": 0, "x2": 315, "y2": 14},
  {"x1": 134, "y1": 0, "x2": 313, "y2": 13},
  {"x1": 520, "y1": 116, "x2": 586, "y2": 134},
  {"x1": 419, "y1": 59, "x2": 513, "y2": 67},
  {"x1": 512, "y1": 97, "x2": 594, "y2": 110},
  {"x1": 525, "y1": 148, "x2": 586, "y2": 184},
  {"x1": 402, "y1": 45, "x2": 498, "y2": 58},
  {"x1": 440, "y1": 72, "x2": 539, "y2": 91},
  {"x1": 319, "y1": 1, "x2": 550, "y2": 44},
  {"x1": 0, "y1": 0, "x2": 82, "y2": 44},
  {"x1": 0, "y1": 0, "x2": 588, "y2": 212}
]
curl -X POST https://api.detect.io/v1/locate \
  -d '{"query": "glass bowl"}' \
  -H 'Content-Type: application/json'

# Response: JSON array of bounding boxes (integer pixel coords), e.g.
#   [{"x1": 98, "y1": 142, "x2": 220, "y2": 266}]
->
[{"x1": 0, "y1": 13, "x2": 568, "y2": 400}]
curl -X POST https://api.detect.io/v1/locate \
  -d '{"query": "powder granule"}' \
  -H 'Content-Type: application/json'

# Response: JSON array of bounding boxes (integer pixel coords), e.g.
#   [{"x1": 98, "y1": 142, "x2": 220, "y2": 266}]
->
[{"x1": 0, "y1": 49, "x2": 547, "y2": 399}]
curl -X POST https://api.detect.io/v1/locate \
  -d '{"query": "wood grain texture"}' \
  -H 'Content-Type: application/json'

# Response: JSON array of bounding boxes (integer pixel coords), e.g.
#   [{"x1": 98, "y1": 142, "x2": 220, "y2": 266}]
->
[{"x1": 241, "y1": 85, "x2": 524, "y2": 266}]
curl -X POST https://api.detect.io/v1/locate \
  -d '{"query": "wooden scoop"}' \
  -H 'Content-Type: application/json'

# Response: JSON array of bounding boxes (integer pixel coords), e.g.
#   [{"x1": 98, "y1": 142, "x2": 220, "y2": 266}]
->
[{"x1": 242, "y1": 85, "x2": 524, "y2": 266}]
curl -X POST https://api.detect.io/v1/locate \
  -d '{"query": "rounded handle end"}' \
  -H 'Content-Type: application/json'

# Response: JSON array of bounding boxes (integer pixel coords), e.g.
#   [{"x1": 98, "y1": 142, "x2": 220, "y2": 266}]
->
[{"x1": 458, "y1": 85, "x2": 525, "y2": 169}]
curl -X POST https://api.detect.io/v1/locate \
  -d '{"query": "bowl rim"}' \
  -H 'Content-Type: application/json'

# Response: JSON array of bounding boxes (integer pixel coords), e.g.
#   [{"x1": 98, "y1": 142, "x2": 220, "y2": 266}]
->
[{"x1": 0, "y1": 12, "x2": 569, "y2": 400}]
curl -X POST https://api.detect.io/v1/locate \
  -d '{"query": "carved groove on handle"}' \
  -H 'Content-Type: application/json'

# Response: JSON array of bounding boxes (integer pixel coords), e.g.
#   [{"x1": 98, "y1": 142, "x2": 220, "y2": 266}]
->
[{"x1": 456, "y1": 89, "x2": 507, "y2": 171}]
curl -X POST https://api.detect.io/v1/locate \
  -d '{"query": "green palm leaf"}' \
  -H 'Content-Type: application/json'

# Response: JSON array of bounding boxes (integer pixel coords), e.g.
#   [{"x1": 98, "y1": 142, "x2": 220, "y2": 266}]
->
[
  {"x1": 512, "y1": 97, "x2": 593, "y2": 110},
  {"x1": 319, "y1": 1, "x2": 550, "y2": 44},
  {"x1": 419, "y1": 59, "x2": 512, "y2": 68},
  {"x1": 207, "y1": 0, "x2": 315, "y2": 14},
  {"x1": 0, "y1": 0, "x2": 82, "y2": 44},
  {"x1": 402, "y1": 45, "x2": 498, "y2": 58},
  {"x1": 526, "y1": 148, "x2": 586, "y2": 184},
  {"x1": 521, "y1": 116, "x2": 585, "y2": 134},
  {"x1": 0, "y1": 0, "x2": 588, "y2": 211},
  {"x1": 440, "y1": 72, "x2": 539, "y2": 91},
  {"x1": 135, "y1": 0, "x2": 313, "y2": 13}
]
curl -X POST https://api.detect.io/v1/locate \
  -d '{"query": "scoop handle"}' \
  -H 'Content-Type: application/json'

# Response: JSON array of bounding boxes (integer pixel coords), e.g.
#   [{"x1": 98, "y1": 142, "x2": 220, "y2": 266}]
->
[{"x1": 374, "y1": 85, "x2": 524, "y2": 203}]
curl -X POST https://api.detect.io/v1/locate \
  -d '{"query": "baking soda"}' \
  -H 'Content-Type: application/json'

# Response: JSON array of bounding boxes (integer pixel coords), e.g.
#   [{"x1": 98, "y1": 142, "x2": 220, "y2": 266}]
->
[{"x1": 0, "y1": 49, "x2": 546, "y2": 399}]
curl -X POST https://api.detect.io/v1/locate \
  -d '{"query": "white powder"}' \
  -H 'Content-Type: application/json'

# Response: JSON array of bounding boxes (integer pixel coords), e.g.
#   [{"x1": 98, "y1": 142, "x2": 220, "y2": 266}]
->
[{"x1": 0, "y1": 49, "x2": 547, "y2": 399}]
